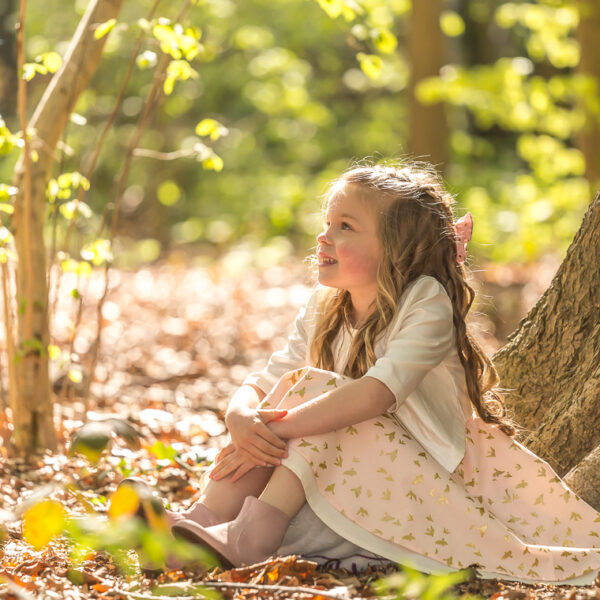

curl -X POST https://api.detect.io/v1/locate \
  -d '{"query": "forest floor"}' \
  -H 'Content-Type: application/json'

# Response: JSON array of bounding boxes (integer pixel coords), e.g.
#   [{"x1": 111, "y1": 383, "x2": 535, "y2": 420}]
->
[{"x1": 1, "y1": 254, "x2": 598, "y2": 600}]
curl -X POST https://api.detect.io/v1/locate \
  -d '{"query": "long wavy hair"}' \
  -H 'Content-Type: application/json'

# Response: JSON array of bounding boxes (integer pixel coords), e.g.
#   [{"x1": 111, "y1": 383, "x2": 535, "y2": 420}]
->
[{"x1": 309, "y1": 159, "x2": 515, "y2": 436}]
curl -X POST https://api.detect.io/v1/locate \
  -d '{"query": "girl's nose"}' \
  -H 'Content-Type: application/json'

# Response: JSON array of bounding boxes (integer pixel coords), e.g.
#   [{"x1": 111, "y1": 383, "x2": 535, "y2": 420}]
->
[{"x1": 317, "y1": 228, "x2": 331, "y2": 244}]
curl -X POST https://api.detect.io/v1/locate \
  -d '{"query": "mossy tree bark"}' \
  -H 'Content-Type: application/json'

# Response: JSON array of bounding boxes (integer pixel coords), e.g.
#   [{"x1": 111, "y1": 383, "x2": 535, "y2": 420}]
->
[
  {"x1": 10, "y1": 0, "x2": 124, "y2": 454},
  {"x1": 492, "y1": 191, "x2": 600, "y2": 508}
]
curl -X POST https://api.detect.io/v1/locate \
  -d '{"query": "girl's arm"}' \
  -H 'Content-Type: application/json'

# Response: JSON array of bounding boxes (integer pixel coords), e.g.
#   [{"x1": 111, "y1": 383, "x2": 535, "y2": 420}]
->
[
  {"x1": 225, "y1": 383, "x2": 265, "y2": 415},
  {"x1": 211, "y1": 377, "x2": 392, "y2": 481},
  {"x1": 267, "y1": 376, "x2": 395, "y2": 439},
  {"x1": 224, "y1": 287, "x2": 321, "y2": 465},
  {"x1": 269, "y1": 278, "x2": 455, "y2": 441}
]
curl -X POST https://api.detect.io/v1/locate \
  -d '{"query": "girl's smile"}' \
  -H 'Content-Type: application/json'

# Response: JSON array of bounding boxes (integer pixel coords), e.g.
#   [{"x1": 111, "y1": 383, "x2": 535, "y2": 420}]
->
[{"x1": 316, "y1": 183, "x2": 381, "y2": 321}]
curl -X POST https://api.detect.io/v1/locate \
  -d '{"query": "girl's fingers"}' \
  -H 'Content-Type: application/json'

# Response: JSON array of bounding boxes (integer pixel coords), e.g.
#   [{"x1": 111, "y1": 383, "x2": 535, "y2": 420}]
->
[
  {"x1": 211, "y1": 460, "x2": 238, "y2": 480},
  {"x1": 243, "y1": 442, "x2": 287, "y2": 466},
  {"x1": 211, "y1": 452, "x2": 256, "y2": 482},
  {"x1": 256, "y1": 415, "x2": 288, "y2": 449},
  {"x1": 214, "y1": 445, "x2": 235, "y2": 464},
  {"x1": 238, "y1": 446, "x2": 272, "y2": 467},
  {"x1": 230, "y1": 463, "x2": 254, "y2": 483},
  {"x1": 249, "y1": 434, "x2": 288, "y2": 460},
  {"x1": 255, "y1": 423, "x2": 288, "y2": 451},
  {"x1": 257, "y1": 409, "x2": 288, "y2": 424},
  {"x1": 211, "y1": 452, "x2": 241, "y2": 479}
]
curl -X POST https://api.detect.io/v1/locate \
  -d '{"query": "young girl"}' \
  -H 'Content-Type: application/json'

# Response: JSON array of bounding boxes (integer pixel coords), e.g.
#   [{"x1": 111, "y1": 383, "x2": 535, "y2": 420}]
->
[{"x1": 129, "y1": 161, "x2": 600, "y2": 584}]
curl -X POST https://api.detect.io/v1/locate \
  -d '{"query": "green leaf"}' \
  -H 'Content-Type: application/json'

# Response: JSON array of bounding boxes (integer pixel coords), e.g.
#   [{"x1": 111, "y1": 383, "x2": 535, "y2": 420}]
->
[
  {"x1": 195, "y1": 118, "x2": 229, "y2": 141},
  {"x1": 153, "y1": 23, "x2": 182, "y2": 59},
  {"x1": 164, "y1": 60, "x2": 198, "y2": 95},
  {"x1": 61, "y1": 259, "x2": 92, "y2": 277},
  {"x1": 0, "y1": 184, "x2": 17, "y2": 201},
  {"x1": 372, "y1": 28, "x2": 397, "y2": 54},
  {"x1": 0, "y1": 118, "x2": 18, "y2": 155},
  {"x1": 357, "y1": 53, "x2": 382, "y2": 80},
  {"x1": 440, "y1": 11, "x2": 465, "y2": 37},
  {"x1": 0, "y1": 248, "x2": 16, "y2": 264},
  {"x1": 0, "y1": 226, "x2": 13, "y2": 245},
  {"x1": 202, "y1": 153, "x2": 224, "y2": 172},
  {"x1": 68, "y1": 368, "x2": 83, "y2": 384},
  {"x1": 106, "y1": 419, "x2": 143, "y2": 449},
  {"x1": 59, "y1": 200, "x2": 93, "y2": 220},
  {"x1": 22, "y1": 62, "x2": 47, "y2": 81},
  {"x1": 39, "y1": 52, "x2": 62, "y2": 73},
  {"x1": 150, "y1": 440, "x2": 178, "y2": 461},
  {"x1": 48, "y1": 345, "x2": 61, "y2": 360},
  {"x1": 69, "y1": 422, "x2": 112, "y2": 464},
  {"x1": 80, "y1": 239, "x2": 113, "y2": 266},
  {"x1": 136, "y1": 50, "x2": 158, "y2": 70},
  {"x1": 69, "y1": 419, "x2": 143, "y2": 464},
  {"x1": 316, "y1": 0, "x2": 344, "y2": 19},
  {"x1": 94, "y1": 18, "x2": 117, "y2": 40}
]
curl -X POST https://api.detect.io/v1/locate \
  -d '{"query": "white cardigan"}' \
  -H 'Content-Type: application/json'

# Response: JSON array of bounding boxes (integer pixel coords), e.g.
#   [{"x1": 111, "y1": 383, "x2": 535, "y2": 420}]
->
[{"x1": 242, "y1": 275, "x2": 474, "y2": 473}]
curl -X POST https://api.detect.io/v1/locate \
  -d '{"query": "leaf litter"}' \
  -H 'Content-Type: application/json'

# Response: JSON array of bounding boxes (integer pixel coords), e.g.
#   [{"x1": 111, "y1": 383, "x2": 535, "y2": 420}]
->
[{"x1": 0, "y1": 256, "x2": 598, "y2": 600}]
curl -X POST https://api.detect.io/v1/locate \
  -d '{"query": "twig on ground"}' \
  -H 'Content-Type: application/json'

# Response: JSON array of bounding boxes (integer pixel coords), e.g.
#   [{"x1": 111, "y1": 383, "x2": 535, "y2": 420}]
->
[{"x1": 115, "y1": 580, "x2": 352, "y2": 600}]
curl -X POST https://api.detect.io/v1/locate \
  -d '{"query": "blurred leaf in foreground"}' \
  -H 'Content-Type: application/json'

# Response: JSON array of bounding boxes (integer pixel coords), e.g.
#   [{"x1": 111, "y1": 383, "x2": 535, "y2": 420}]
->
[
  {"x1": 23, "y1": 500, "x2": 66, "y2": 550},
  {"x1": 69, "y1": 419, "x2": 143, "y2": 464}
]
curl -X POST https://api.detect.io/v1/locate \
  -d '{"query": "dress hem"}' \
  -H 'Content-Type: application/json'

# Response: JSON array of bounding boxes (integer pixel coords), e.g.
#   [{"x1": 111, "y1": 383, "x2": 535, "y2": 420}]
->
[{"x1": 282, "y1": 449, "x2": 597, "y2": 587}]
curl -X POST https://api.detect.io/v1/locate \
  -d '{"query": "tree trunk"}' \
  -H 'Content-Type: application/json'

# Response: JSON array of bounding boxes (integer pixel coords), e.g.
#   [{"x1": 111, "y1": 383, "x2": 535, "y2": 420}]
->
[
  {"x1": 0, "y1": 0, "x2": 17, "y2": 119},
  {"x1": 492, "y1": 192, "x2": 600, "y2": 486},
  {"x1": 407, "y1": 0, "x2": 448, "y2": 173},
  {"x1": 576, "y1": 0, "x2": 600, "y2": 193},
  {"x1": 10, "y1": 0, "x2": 124, "y2": 454}
]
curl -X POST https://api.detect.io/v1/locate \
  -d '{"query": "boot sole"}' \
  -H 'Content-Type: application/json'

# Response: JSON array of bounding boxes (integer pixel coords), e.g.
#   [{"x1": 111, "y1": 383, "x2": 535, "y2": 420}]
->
[{"x1": 172, "y1": 524, "x2": 235, "y2": 571}]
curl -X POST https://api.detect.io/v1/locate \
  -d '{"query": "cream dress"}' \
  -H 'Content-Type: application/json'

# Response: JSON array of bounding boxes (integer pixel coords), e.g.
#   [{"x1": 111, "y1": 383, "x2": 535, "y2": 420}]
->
[
  {"x1": 242, "y1": 278, "x2": 600, "y2": 584},
  {"x1": 262, "y1": 367, "x2": 600, "y2": 585}
]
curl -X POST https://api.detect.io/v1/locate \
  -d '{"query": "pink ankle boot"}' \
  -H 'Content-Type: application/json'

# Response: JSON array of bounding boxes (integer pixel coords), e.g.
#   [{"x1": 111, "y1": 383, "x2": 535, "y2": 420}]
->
[
  {"x1": 166, "y1": 501, "x2": 222, "y2": 529},
  {"x1": 171, "y1": 496, "x2": 291, "y2": 569}
]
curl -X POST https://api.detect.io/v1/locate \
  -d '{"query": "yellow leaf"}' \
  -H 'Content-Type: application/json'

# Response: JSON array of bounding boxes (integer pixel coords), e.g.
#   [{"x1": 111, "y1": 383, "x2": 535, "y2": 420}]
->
[
  {"x1": 164, "y1": 75, "x2": 175, "y2": 96},
  {"x1": 373, "y1": 28, "x2": 397, "y2": 54},
  {"x1": 48, "y1": 344, "x2": 61, "y2": 360},
  {"x1": 108, "y1": 484, "x2": 140, "y2": 521},
  {"x1": 357, "y1": 53, "x2": 382, "y2": 80},
  {"x1": 68, "y1": 368, "x2": 83, "y2": 384},
  {"x1": 23, "y1": 500, "x2": 65, "y2": 549},
  {"x1": 195, "y1": 118, "x2": 226, "y2": 140},
  {"x1": 202, "y1": 154, "x2": 223, "y2": 172},
  {"x1": 41, "y1": 52, "x2": 62, "y2": 73},
  {"x1": 317, "y1": 0, "x2": 343, "y2": 19},
  {"x1": 95, "y1": 18, "x2": 117, "y2": 40}
]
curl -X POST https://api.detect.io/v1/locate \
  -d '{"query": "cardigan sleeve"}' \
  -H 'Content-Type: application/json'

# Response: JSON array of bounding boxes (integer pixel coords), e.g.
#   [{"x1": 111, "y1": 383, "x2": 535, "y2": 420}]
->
[
  {"x1": 364, "y1": 277, "x2": 455, "y2": 413},
  {"x1": 241, "y1": 287, "x2": 321, "y2": 395}
]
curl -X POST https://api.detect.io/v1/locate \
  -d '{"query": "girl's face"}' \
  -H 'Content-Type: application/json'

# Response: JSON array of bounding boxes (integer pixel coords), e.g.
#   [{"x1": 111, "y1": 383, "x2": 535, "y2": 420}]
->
[{"x1": 317, "y1": 183, "x2": 382, "y2": 317}]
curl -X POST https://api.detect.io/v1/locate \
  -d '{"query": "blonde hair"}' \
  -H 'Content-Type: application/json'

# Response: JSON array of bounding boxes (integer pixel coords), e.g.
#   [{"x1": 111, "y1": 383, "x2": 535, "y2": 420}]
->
[{"x1": 309, "y1": 159, "x2": 515, "y2": 436}]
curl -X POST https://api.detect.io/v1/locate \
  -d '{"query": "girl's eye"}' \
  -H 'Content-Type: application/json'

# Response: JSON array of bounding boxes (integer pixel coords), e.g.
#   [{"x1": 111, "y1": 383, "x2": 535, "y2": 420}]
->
[{"x1": 323, "y1": 221, "x2": 352, "y2": 231}]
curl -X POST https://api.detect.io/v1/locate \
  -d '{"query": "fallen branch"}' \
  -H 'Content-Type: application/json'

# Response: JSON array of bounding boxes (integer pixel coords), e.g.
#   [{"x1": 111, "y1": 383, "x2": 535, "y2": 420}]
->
[{"x1": 115, "y1": 580, "x2": 352, "y2": 600}]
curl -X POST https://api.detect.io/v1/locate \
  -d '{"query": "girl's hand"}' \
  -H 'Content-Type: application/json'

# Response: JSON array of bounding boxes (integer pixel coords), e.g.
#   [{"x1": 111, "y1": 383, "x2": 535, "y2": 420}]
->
[
  {"x1": 225, "y1": 408, "x2": 289, "y2": 466},
  {"x1": 210, "y1": 444, "x2": 259, "y2": 483}
]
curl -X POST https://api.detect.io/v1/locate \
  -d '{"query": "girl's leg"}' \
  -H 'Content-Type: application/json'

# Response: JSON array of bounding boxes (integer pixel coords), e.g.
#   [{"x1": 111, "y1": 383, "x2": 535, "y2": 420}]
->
[
  {"x1": 172, "y1": 465, "x2": 307, "y2": 568},
  {"x1": 258, "y1": 465, "x2": 306, "y2": 518},
  {"x1": 196, "y1": 466, "x2": 274, "y2": 522}
]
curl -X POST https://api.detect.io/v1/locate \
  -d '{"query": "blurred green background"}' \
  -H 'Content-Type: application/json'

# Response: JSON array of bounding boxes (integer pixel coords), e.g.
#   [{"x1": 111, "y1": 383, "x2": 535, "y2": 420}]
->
[{"x1": 1, "y1": 0, "x2": 598, "y2": 270}]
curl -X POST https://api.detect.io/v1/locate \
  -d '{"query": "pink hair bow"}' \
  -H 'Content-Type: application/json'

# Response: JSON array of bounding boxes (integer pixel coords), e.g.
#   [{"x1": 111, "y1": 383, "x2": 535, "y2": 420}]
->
[{"x1": 454, "y1": 212, "x2": 473, "y2": 264}]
